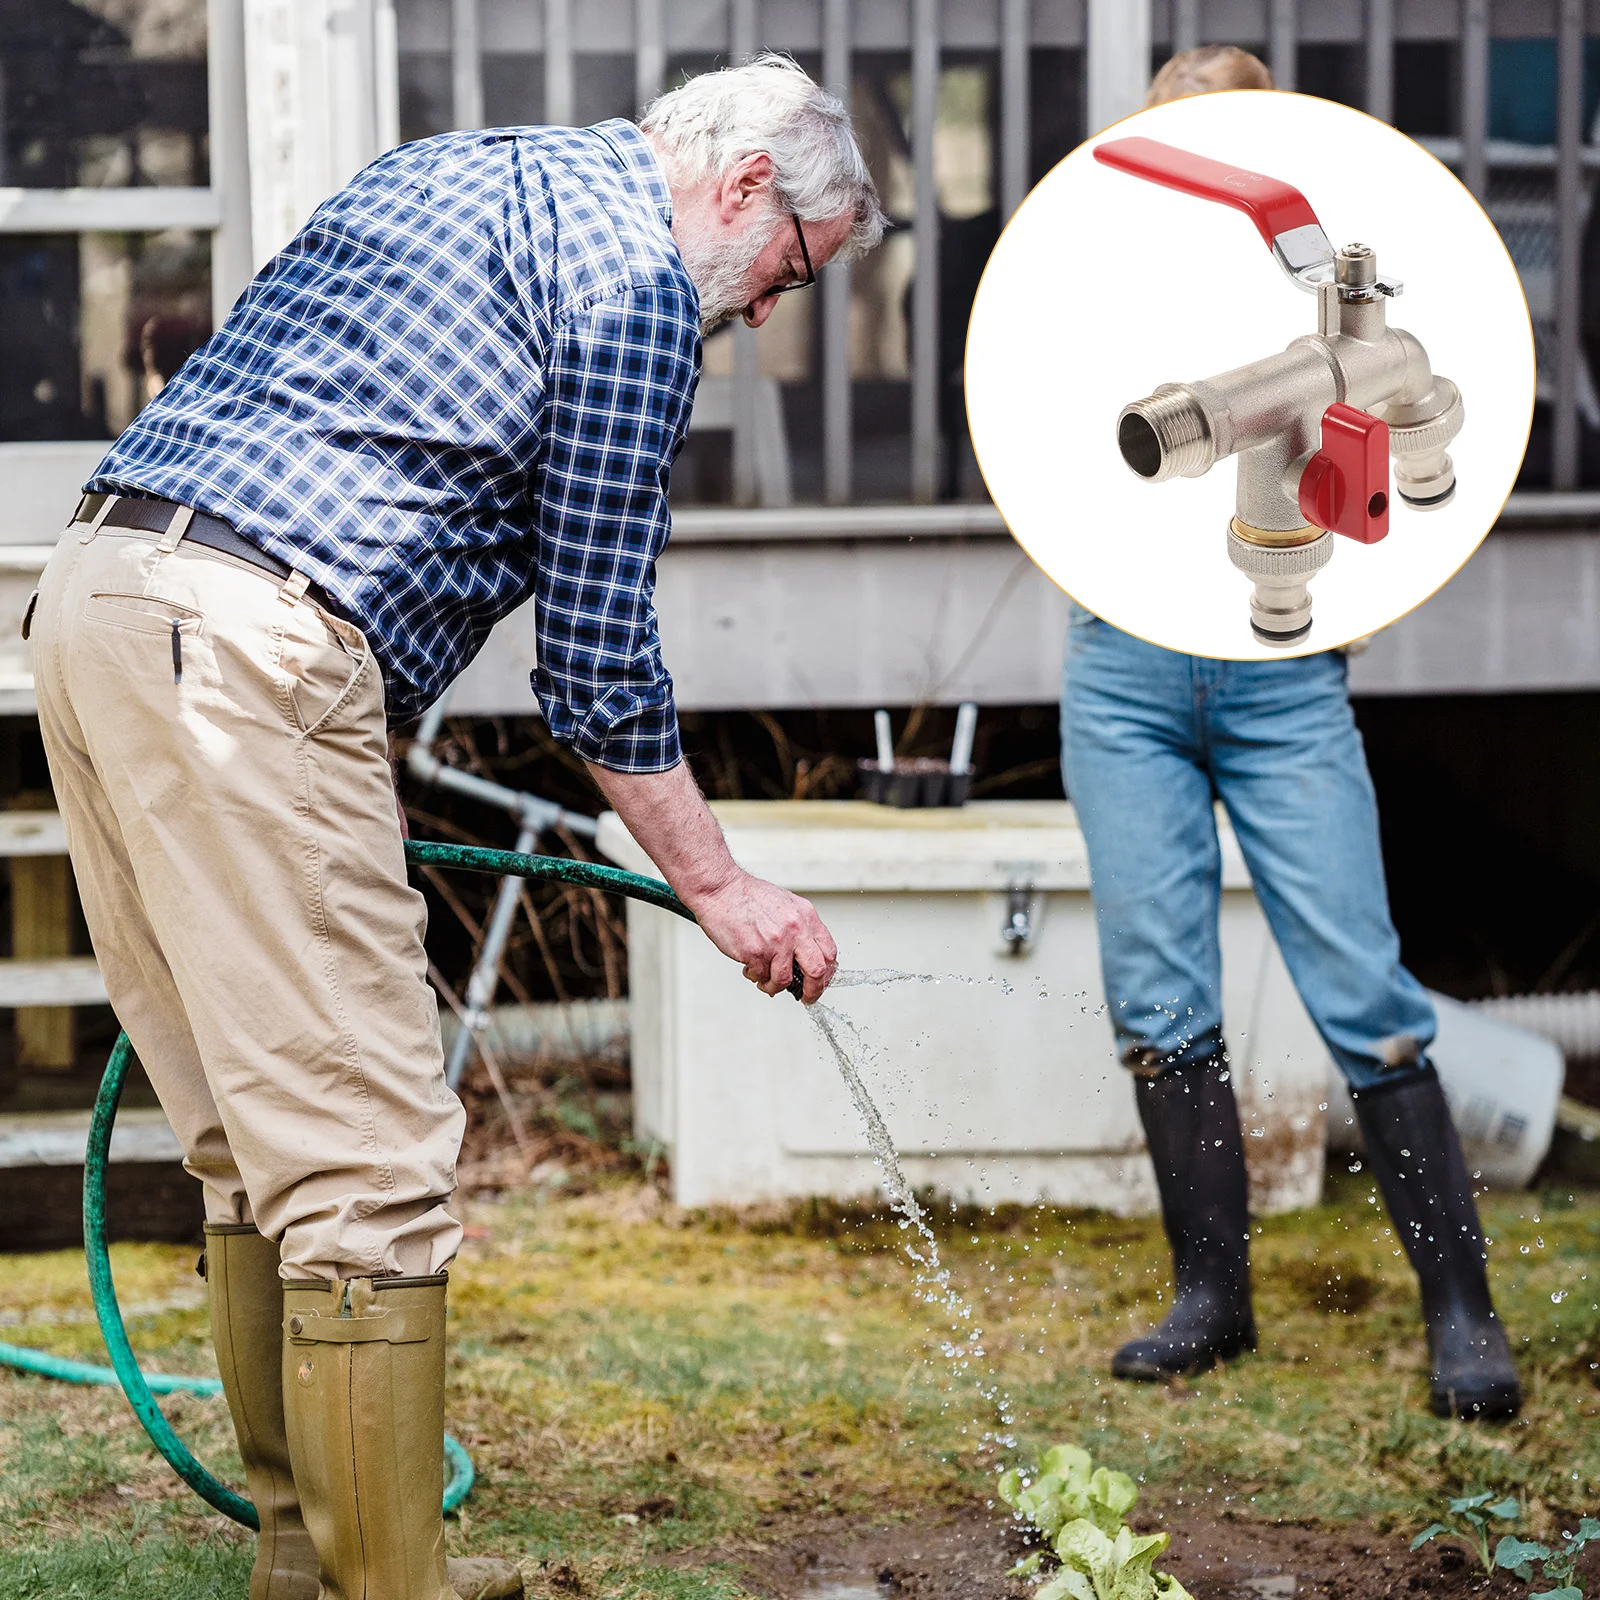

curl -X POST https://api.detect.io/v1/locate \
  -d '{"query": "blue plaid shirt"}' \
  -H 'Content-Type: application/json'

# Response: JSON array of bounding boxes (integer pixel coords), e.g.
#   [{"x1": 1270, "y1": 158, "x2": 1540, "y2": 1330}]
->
[{"x1": 89, "y1": 120, "x2": 699, "y2": 770}]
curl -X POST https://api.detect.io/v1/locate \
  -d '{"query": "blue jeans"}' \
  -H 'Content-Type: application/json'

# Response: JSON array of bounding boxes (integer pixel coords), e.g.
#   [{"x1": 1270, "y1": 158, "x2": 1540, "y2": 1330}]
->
[{"x1": 1060, "y1": 607, "x2": 1434, "y2": 1091}]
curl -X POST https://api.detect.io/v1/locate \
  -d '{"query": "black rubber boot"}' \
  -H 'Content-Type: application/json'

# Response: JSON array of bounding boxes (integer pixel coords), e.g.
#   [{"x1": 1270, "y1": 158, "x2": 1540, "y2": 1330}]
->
[
  {"x1": 1352, "y1": 1065, "x2": 1521, "y2": 1420},
  {"x1": 1113, "y1": 1057, "x2": 1257, "y2": 1380}
]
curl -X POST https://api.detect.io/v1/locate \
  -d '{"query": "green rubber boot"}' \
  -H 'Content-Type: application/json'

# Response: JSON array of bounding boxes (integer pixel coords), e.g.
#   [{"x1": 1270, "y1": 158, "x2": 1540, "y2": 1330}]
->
[
  {"x1": 203, "y1": 1224, "x2": 319, "y2": 1600},
  {"x1": 281, "y1": 1275, "x2": 522, "y2": 1600}
]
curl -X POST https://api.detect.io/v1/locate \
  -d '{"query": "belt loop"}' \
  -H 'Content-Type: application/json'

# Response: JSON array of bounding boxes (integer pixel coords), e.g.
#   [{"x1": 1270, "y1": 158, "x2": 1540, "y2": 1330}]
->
[
  {"x1": 156, "y1": 504, "x2": 194, "y2": 555},
  {"x1": 78, "y1": 493, "x2": 119, "y2": 545},
  {"x1": 278, "y1": 570, "x2": 312, "y2": 607}
]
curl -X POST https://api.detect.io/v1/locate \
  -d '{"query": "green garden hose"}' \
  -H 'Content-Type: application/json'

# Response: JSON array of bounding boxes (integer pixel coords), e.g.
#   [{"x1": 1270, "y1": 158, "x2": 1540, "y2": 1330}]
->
[{"x1": 0, "y1": 841, "x2": 694, "y2": 1529}]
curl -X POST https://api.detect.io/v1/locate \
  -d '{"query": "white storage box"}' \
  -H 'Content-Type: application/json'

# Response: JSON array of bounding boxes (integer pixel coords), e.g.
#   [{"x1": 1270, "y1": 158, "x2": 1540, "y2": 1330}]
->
[
  {"x1": 597, "y1": 801, "x2": 1329, "y2": 1215},
  {"x1": 1326, "y1": 992, "x2": 1565, "y2": 1188}
]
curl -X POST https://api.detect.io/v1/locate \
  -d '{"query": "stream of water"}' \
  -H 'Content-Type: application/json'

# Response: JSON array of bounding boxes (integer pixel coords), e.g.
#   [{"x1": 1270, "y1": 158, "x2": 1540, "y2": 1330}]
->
[{"x1": 807, "y1": 993, "x2": 1020, "y2": 1463}]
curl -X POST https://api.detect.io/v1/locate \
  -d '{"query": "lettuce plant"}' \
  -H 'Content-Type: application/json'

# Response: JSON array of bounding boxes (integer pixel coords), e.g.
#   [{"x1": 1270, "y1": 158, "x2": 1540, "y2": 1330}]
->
[
  {"x1": 1411, "y1": 1494, "x2": 1521, "y2": 1575},
  {"x1": 1040, "y1": 1518, "x2": 1189, "y2": 1600},
  {"x1": 999, "y1": 1445, "x2": 1140, "y2": 1541},
  {"x1": 1494, "y1": 1518, "x2": 1600, "y2": 1600},
  {"x1": 998, "y1": 1443, "x2": 1190, "y2": 1600}
]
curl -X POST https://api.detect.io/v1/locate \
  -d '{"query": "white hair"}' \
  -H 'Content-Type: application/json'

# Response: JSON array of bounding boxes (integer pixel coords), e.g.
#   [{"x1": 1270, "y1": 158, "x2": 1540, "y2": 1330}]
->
[{"x1": 640, "y1": 53, "x2": 886, "y2": 261}]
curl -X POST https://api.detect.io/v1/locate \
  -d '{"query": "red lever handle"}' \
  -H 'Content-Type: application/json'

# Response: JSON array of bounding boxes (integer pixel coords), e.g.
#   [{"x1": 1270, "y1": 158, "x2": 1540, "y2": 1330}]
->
[
  {"x1": 1297, "y1": 404, "x2": 1390, "y2": 544},
  {"x1": 1093, "y1": 136, "x2": 1321, "y2": 249}
]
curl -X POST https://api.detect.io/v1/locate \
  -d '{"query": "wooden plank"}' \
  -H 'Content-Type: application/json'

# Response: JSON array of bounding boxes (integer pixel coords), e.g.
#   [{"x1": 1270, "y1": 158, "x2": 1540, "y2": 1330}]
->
[
  {"x1": 0, "y1": 1107, "x2": 182, "y2": 1168},
  {"x1": 11, "y1": 796, "x2": 73, "y2": 1068},
  {"x1": 0, "y1": 958, "x2": 108, "y2": 1008},
  {"x1": 0, "y1": 186, "x2": 221, "y2": 233},
  {"x1": 0, "y1": 812, "x2": 69, "y2": 857}
]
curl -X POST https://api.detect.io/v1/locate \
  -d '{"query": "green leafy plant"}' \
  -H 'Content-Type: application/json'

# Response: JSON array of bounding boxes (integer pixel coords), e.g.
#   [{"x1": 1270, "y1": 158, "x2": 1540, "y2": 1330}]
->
[
  {"x1": 999, "y1": 1446, "x2": 1139, "y2": 1541},
  {"x1": 1410, "y1": 1494, "x2": 1521, "y2": 1575},
  {"x1": 999, "y1": 1444, "x2": 1190, "y2": 1600},
  {"x1": 1495, "y1": 1518, "x2": 1600, "y2": 1600}
]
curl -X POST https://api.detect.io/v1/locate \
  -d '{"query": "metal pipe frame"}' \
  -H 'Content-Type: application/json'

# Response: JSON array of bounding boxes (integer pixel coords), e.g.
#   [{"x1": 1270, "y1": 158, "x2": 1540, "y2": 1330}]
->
[
  {"x1": 1364, "y1": 0, "x2": 1393, "y2": 125},
  {"x1": 1000, "y1": 0, "x2": 1031, "y2": 221},
  {"x1": 1172, "y1": 0, "x2": 1201, "y2": 56},
  {"x1": 822, "y1": 0, "x2": 853, "y2": 504},
  {"x1": 1459, "y1": 0, "x2": 1489, "y2": 202},
  {"x1": 1553, "y1": 0, "x2": 1584, "y2": 491},
  {"x1": 731, "y1": 0, "x2": 761, "y2": 507},
  {"x1": 406, "y1": 693, "x2": 599, "y2": 1087},
  {"x1": 634, "y1": 0, "x2": 666, "y2": 112},
  {"x1": 374, "y1": 0, "x2": 400, "y2": 151},
  {"x1": 206, "y1": 0, "x2": 254, "y2": 323},
  {"x1": 451, "y1": 0, "x2": 484, "y2": 130},
  {"x1": 545, "y1": 0, "x2": 575, "y2": 127},
  {"x1": 1269, "y1": 0, "x2": 1297, "y2": 93},
  {"x1": 911, "y1": 0, "x2": 941, "y2": 503}
]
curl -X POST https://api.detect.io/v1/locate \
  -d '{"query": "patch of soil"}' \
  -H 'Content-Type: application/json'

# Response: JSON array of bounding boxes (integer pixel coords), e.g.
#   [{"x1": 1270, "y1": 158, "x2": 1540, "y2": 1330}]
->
[
  {"x1": 725, "y1": 1507, "x2": 1032, "y2": 1599},
  {"x1": 1141, "y1": 1509, "x2": 1549, "y2": 1600},
  {"x1": 722, "y1": 1505, "x2": 1590, "y2": 1600}
]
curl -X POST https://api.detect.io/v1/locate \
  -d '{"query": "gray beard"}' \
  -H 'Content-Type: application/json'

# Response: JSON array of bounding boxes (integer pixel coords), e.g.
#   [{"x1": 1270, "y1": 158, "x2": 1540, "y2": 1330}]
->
[{"x1": 678, "y1": 214, "x2": 781, "y2": 335}]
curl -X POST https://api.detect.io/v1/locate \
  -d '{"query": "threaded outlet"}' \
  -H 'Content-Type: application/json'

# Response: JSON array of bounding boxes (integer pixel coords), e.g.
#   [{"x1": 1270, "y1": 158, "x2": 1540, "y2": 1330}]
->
[{"x1": 1116, "y1": 385, "x2": 1214, "y2": 482}]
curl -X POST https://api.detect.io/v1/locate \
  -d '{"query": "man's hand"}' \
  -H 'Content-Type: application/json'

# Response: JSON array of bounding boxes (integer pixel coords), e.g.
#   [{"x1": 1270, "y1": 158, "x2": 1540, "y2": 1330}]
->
[
  {"x1": 682, "y1": 868, "x2": 837, "y2": 1001},
  {"x1": 584, "y1": 758, "x2": 838, "y2": 1004}
]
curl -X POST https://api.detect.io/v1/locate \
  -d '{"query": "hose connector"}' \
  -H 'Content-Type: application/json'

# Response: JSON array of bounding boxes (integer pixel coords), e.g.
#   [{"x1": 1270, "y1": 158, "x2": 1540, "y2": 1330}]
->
[
  {"x1": 1116, "y1": 384, "x2": 1215, "y2": 482},
  {"x1": 1384, "y1": 375, "x2": 1464, "y2": 509}
]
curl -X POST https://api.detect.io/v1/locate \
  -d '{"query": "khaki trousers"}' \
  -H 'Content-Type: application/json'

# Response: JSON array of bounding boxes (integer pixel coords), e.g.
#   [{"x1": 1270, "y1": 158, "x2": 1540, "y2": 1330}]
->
[{"x1": 31, "y1": 502, "x2": 463, "y2": 1280}]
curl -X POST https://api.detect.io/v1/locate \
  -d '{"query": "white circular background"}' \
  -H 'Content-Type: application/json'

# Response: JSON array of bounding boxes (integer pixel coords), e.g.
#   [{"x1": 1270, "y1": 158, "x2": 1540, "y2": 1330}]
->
[{"x1": 965, "y1": 92, "x2": 1535, "y2": 659}]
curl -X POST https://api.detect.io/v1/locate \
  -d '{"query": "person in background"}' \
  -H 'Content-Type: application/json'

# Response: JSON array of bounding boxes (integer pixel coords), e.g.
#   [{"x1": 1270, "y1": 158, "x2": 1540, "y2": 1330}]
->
[{"x1": 1062, "y1": 46, "x2": 1520, "y2": 1420}]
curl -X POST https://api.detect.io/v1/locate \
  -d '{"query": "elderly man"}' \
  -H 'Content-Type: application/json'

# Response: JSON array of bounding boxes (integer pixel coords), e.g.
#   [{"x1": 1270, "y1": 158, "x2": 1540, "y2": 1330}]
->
[{"x1": 29, "y1": 55, "x2": 883, "y2": 1600}]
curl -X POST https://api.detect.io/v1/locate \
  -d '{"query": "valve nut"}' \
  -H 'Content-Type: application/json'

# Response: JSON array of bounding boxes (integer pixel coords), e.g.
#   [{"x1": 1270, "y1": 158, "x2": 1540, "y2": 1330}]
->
[
  {"x1": 1383, "y1": 378, "x2": 1464, "y2": 457},
  {"x1": 1335, "y1": 243, "x2": 1377, "y2": 286},
  {"x1": 1383, "y1": 376, "x2": 1462, "y2": 508},
  {"x1": 1227, "y1": 524, "x2": 1334, "y2": 579}
]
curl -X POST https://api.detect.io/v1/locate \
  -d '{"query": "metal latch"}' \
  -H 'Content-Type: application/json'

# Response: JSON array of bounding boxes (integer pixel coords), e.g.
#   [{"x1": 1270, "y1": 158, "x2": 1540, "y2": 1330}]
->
[{"x1": 1002, "y1": 886, "x2": 1033, "y2": 953}]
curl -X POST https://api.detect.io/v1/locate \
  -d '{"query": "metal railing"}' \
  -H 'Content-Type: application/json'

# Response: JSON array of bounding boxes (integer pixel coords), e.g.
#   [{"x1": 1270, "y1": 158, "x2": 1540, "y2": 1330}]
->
[
  {"x1": 411, "y1": 0, "x2": 1597, "y2": 504},
  {"x1": 409, "y1": 0, "x2": 1066, "y2": 506},
  {"x1": 0, "y1": 3, "x2": 1590, "y2": 501}
]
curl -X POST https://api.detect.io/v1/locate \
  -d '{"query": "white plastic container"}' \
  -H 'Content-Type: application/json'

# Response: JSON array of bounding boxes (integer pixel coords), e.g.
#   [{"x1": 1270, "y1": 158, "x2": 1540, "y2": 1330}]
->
[
  {"x1": 1325, "y1": 992, "x2": 1565, "y2": 1188},
  {"x1": 599, "y1": 801, "x2": 1329, "y2": 1215}
]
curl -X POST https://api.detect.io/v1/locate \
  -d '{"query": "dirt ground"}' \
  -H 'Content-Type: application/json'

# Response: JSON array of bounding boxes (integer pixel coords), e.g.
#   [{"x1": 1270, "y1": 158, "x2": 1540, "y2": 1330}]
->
[{"x1": 725, "y1": 1505, "x2": 1599, "y2": 1600}]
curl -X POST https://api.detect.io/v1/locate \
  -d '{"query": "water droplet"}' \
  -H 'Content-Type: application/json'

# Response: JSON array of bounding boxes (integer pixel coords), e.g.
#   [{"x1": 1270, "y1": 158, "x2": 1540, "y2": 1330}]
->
[{"x1": 1551, "y1": 1290, "x2": 1568, "y2": 1304}]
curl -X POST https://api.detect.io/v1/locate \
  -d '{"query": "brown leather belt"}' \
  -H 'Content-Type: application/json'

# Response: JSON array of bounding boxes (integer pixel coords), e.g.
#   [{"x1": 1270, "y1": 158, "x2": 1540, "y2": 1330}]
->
[{"x1": 77, "y1": 493, "x2": 338, "y2": 617}]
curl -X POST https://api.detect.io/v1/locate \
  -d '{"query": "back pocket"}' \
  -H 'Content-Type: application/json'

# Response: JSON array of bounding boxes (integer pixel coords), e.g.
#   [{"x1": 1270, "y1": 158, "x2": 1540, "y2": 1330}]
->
[{"x1": 85, "y1": 592, "x2": 204, "y2": 637}]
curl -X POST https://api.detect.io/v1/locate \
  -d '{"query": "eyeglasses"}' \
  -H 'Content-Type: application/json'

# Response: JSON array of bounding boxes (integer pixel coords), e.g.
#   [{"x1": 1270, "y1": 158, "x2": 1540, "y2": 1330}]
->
[{"x1": 765, "y1": 214, "x2": 816, "y2": 296}]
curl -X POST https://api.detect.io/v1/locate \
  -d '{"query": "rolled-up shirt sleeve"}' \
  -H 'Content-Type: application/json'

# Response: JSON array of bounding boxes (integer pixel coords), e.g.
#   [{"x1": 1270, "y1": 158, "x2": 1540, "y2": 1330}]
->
[{"x1": 530, "y1": 281, "x2": 700, "y2": 772}]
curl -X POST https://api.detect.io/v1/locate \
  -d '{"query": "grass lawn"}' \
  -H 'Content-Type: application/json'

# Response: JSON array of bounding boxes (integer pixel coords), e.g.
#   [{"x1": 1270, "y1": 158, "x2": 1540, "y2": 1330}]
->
[{"x1": 1, "y1": 1170, "x2": 1596, "y2": 1598}]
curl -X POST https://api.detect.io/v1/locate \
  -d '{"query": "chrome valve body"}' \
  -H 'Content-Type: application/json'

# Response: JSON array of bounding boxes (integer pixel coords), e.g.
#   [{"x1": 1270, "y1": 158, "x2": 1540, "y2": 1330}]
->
[{"x1": 1117, "y1": 243, "x2": 1463, "y2": 646}]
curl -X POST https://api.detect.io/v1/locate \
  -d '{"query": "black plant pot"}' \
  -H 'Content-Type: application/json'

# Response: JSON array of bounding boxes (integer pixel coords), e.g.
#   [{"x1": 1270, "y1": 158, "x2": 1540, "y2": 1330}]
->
[{"x1": 856, "y1": 757, "x2": 973, "y2": 808}]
